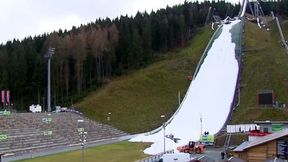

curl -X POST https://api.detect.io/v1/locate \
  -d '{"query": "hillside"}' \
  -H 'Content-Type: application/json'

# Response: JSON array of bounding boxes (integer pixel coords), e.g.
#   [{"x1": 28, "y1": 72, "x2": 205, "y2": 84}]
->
[
  {"x1": 231, "y1": 18, "x2": 288, "y2": 124},
  {"x1": 76, "y1": 17, "x2": 288, "y2": 133},
  {"x1": 76, "y1": 27, "x2": 213, "y2": 133},
  {"x1": 76, "y1": 16, "x2": 288, "y2": 134}
]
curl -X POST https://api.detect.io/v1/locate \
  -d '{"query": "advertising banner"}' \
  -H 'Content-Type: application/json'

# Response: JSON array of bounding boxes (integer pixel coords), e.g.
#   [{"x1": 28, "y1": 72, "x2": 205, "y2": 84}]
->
[
  {"x1": 1, "y1": 91, "x2": 4, "y2": 103},
  {"x1": 272, "y1": 124, "x2": 284, "y2": 132},
  {"x1": 6, "y1": 90, "x2": 9, "y2": 103}
]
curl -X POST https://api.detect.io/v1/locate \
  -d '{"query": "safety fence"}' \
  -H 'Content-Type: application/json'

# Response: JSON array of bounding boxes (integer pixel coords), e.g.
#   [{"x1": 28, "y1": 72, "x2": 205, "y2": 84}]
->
[
  {"x1": 227, "y1": 124, "x2": 259, "y2": 133},
  {"x1": 137, "y1": 150, "x2": 174, "y2": 162}
]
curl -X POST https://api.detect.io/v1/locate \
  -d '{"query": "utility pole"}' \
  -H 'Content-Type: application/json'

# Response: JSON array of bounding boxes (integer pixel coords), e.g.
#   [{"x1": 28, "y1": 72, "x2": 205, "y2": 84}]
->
[
  {"x1": 45, "y1": 47, "x2": 55, "y2": 112},
  {"x1": 178, "y1": 91, "x2": 181, "y2": 106},
  {"x1": 200, "y1": 113, "x2": 203, "y2": 136}
]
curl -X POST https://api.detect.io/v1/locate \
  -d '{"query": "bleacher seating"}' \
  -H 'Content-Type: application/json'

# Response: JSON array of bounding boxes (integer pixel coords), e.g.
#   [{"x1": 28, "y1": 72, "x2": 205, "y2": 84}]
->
[{"x1": 0, "y1": 112, "x2": 128, "y2": 155}]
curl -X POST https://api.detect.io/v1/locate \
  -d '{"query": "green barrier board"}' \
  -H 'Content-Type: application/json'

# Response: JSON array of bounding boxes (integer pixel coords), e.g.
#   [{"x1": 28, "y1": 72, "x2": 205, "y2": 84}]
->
[
  {"x1": 272, "y1": 124, "x2": 284, "y2": 132},
  {"x1": 43, "y1": 130, "x2": 53, "y2": 136},
  {"x1": 78, "y1": 128, "x2": 85, "y2": 132},
  {"x1": 0, "y1": 134, "x2": 8, "y2": 141},
  {"x1": 42, "y1": 117, "x2": 52, "y2": 124},
  {"x1": 0, "y1": 111, "x2": 11, "y2": 116}
]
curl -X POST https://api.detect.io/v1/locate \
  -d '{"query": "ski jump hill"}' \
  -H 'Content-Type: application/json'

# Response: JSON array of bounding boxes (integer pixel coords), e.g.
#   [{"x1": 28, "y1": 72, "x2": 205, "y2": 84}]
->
[{"x1": 130, "y1": 0, "x2": 248, "y2": 155}]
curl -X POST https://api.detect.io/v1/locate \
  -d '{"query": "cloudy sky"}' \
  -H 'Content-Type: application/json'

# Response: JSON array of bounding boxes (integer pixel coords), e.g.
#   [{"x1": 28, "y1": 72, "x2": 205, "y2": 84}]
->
[{"x1": 0, "y1": 0, "x2": 241, "y2": 44}]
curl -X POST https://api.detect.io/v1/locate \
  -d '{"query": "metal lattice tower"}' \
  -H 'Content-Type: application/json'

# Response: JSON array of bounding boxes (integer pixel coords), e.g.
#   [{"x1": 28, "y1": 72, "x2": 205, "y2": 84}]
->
[
  {"x1": 254, "y1": 2, "x2": 259, "y2": 17},
  {"x1": 248, "y1": 1, "x2": 255, "y2": 17},
  {"x1": 254, "y1": 1, "x2": 267, "y2": 25}
]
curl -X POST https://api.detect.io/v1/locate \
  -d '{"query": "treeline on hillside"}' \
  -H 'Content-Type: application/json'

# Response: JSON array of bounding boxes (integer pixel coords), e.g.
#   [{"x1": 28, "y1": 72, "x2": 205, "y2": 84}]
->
[
  {"x1": 259, "y1": 0, "x2": 288, "y2": 15},
  {"x1": 1, "y1": 0, "x2": 284, "y2": 111}
]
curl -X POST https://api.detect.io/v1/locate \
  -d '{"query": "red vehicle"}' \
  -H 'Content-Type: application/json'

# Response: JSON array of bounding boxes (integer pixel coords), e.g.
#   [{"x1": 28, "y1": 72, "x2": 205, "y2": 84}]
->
[{"x1": 177, "y1": 141, "x2": 206, "y2": 154}]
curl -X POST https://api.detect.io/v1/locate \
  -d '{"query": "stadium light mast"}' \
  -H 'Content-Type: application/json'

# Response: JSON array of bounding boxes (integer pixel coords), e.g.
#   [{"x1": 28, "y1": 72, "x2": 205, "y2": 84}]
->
[
  {"x1": 160, "y1": 114, "x2": 166, "y2": 154},
  {"x1": 45, "y1": 47, "x2": 55, "y2": 112},
  {"x1": 78, "y1": 119, "x2": 87, "y2": 162}
]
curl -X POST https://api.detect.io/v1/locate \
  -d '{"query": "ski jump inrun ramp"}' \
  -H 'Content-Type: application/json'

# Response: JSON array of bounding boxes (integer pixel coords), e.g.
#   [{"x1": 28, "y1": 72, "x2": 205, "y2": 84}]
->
[{"x1": 130, "y1": 0, "x2": 248, "y2": 154}]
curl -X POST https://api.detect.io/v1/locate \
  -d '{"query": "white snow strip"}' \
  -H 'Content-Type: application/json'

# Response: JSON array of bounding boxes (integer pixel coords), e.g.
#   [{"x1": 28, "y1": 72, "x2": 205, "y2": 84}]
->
[
  {"x1": 257, "y1": 18, "x2": 262, "y2": 28},
  {"x1": 240, "y1": 0, "x2": 248, "y2": 17},
  {"x1": 130, "y1": 20, "x2": 241, "y2": 155}
]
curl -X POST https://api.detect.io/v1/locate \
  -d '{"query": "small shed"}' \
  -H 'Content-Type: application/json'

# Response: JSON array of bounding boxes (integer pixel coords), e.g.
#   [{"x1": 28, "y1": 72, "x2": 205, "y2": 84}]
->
[
  {"x1": 257, "y1": 90, "x2": 275, "y2": 105},
  {"x1": 233, "y1": 128, "x2": 288, "y2": 161}
]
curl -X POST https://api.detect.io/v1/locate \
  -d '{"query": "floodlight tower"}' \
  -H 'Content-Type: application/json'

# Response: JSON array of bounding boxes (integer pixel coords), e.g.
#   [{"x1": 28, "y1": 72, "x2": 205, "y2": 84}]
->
[
  {"x1": 45, "y1": 47, "x2": 55, "y2": 112},
  {"x1": 160, "y1": 114, "x2": 166, "y2": 154}
]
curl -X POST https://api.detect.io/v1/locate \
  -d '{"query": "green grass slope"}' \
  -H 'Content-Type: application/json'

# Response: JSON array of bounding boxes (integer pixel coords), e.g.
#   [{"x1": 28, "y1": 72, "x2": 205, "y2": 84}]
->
[
  {"x1": 17, "y1": 141, "x2": 150, "y2": 162},
  {"x1": 231, "y1": 19, "x2": 288, "y2": 124},
  {"x1": 76, "y1": 27, "x2": 213, "y2": 133}
]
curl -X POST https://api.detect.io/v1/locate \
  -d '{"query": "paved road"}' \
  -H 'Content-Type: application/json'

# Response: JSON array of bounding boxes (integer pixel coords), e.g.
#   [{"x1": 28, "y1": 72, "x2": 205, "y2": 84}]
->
[
  {"x1": 2, "y1": 135, "x2": 135, "y2": 162},
  {"x1": 189, "y1": 147, "x2": 230, "y2": 162}
]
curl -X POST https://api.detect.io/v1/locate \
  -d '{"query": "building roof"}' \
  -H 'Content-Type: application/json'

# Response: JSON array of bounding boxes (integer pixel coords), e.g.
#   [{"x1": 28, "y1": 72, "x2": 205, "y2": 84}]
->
[
  {"x1": 233, "y1": 128, "x2": 288, "y2": 152},
  {"x1": 258, "y1": 90, "x2": 273, "y2": 93},
  {"x1": 265, "y1": 159, "x2": 287, "y2": 162},
  {"x1": 228, "y1": 157, "x2": 245, "y2": 162},
  {"x1": 254, "y1": 121, "x2": 288, "y2": 124},
  {"x1": 233, "y1": 141, "x2": 250, "y2": 152}
]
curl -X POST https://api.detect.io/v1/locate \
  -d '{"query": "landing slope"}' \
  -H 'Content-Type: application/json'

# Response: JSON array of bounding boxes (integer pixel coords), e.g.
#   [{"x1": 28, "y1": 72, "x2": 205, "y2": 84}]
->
[{"x1": 130, "y1": 20, "x2": 241, "y2": 154}]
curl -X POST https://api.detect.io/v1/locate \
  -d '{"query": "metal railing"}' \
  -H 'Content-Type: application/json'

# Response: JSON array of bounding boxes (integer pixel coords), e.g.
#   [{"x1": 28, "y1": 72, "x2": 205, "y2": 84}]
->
[
  {"x1": 273, "y1": 13, "x2": 288, "y2": 54},
  {"x1": 137, "y1": 150, "x2": 174, "y2": 162}
]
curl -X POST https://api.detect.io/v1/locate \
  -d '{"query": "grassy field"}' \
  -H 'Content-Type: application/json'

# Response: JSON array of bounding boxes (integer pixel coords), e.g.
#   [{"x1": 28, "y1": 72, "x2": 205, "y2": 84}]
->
[
  {"x1": 231, "y1": 19, "x2": 288, "y2": 123},
  {"x1": 76, "y1": 27, "x2": 213, "y2": 133},
  {"x1": 16, "y1": 141, "x2": 151, "y2": 162}
]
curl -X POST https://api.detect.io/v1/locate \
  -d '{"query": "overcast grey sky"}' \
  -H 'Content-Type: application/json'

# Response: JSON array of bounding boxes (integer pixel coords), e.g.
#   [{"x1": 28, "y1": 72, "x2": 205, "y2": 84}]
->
[{"x1": 0, "y1": 0, "x2": 240, "y2": 44}]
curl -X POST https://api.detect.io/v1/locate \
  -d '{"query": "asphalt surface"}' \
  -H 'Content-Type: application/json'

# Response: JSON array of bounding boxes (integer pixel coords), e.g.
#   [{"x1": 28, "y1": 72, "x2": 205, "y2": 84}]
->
[{"x1": 189, "y1": 147, "x2": 230, "y2": 162}]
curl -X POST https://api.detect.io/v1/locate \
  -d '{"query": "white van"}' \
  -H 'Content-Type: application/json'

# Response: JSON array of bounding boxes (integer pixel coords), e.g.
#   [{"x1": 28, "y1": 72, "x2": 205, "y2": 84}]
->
[{"x1": 158, "y1": 153, "x2": 192, "y2": 162}]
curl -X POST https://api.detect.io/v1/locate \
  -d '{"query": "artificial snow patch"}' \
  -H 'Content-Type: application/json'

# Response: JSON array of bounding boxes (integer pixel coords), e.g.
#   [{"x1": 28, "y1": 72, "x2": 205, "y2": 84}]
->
[{"x1": 130, "y1": 20, "x2": 241, "y2": 155}]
